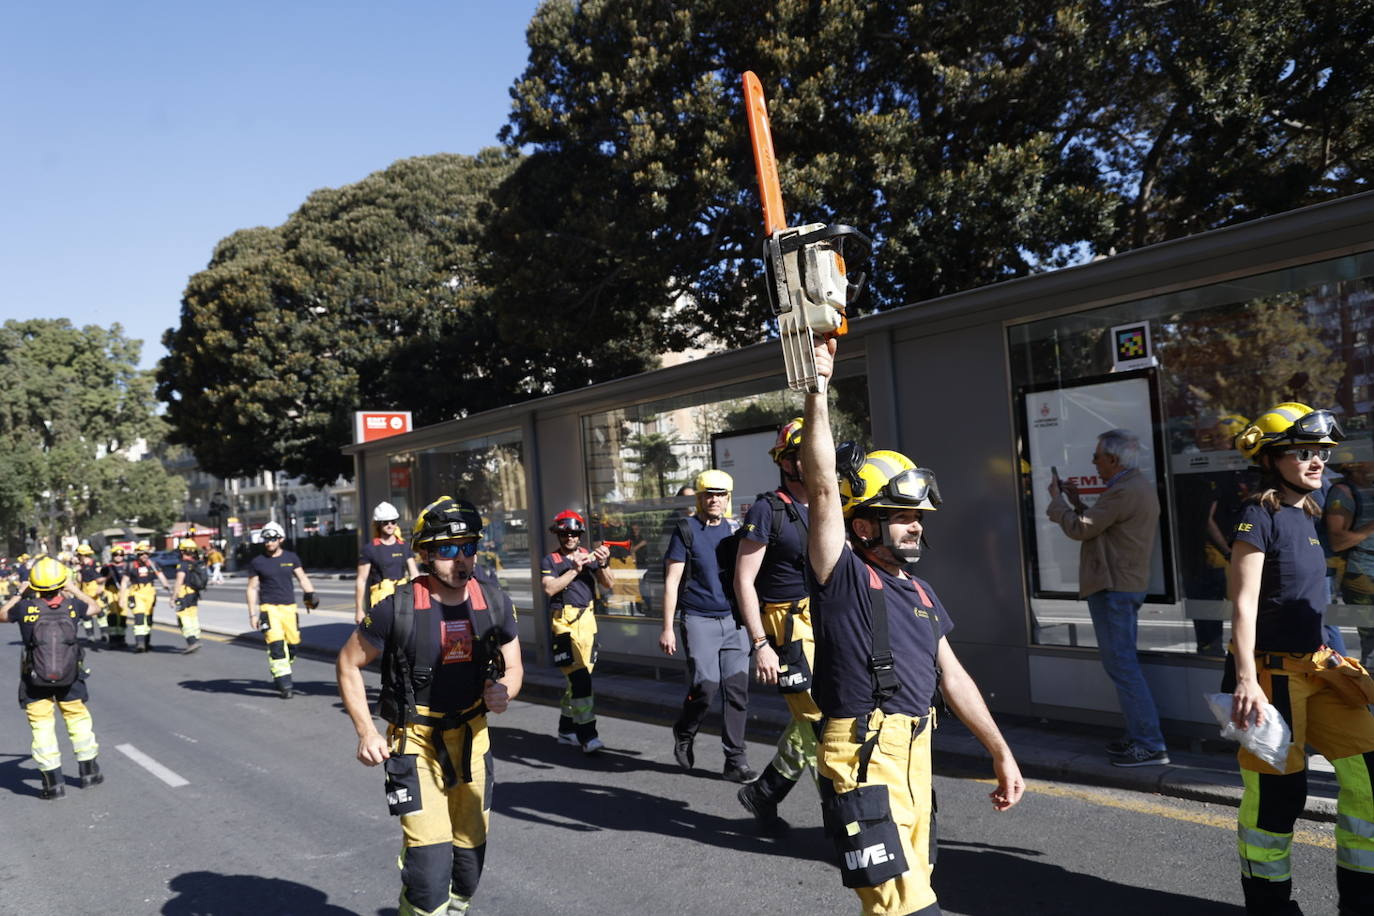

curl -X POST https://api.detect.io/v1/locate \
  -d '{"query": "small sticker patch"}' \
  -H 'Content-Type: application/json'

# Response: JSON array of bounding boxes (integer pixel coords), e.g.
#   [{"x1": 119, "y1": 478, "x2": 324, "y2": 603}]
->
[{"x1": 441, "y1": 619, "x2": 473, "y2": 663}]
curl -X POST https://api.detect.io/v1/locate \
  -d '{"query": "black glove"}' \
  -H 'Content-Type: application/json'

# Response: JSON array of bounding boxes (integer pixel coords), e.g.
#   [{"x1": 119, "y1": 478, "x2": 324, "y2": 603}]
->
[{"x1": 303, "y1": 591, "x2": 318, "y2": 611}]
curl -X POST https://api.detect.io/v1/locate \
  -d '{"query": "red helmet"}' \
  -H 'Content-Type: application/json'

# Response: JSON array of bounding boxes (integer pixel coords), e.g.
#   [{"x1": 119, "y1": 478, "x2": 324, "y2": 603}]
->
[
  {"x1": 769, "y1": 417, "x2": 804, "y2": 463},
  {"x1": 551, "y1": 510, "x2": 585, "y2": 534}
]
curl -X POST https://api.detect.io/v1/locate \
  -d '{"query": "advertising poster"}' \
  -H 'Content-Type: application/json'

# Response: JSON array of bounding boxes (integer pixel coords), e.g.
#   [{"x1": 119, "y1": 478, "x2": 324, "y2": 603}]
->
[
  {"x1": 1020, "y1": 369, "x2": 1175, "y2": 601},
  {"x1": 712, "y1": 426, "x2": 781, "y2": 518}
]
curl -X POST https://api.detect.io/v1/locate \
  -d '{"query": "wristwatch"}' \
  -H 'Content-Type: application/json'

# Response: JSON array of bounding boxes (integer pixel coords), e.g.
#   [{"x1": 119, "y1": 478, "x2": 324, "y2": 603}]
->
[{"x1": 751, "y1": 635, "x2": 769, "y2": 649}]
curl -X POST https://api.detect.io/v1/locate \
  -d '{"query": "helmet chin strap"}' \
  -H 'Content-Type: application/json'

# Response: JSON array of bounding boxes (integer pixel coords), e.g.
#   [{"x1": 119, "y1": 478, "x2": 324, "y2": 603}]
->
[{"x1": 878, "y1": 511, "x2": 925, "y2": 564}]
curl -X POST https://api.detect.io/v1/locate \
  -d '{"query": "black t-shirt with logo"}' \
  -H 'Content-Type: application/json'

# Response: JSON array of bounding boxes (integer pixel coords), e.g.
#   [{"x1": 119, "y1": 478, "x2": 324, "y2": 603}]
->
[
  {"x1": 741, "y1": 493, "x2": 810, "y2": 603},
  {"x1": 811, "y1": 548, "x2": 953, "y2": 719},
  {"x1": 249, "y1": 550, "x2": 303, "y2": 605},
  {"x1": 1232, "y1": 502, "x2": 1327, "y2": 652},
  {"x1": 359, "y1": 574, "x2": 519, "y2": 713},
  {"x1": 360, "y1": 540, "x2": 414, "y2": 585},
  {"x1": 541, "y1": 550, "x2": 602, "y2": 611},
  {"x1": 79, "y1": 562, "x2": 103, "y2": 584},
  {"x1": 123, "y1": 559, "x2": 159, "y2": 589}
]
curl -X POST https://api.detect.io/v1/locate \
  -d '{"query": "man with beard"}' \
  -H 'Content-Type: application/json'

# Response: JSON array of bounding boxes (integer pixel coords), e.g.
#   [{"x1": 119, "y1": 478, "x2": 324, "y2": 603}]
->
[
  {"x1": 337, "y1": 496, "x2": 522, "y2": 916},
  {"x1": 803, "y1": 335, "x2": 1023, "y2": 916}
]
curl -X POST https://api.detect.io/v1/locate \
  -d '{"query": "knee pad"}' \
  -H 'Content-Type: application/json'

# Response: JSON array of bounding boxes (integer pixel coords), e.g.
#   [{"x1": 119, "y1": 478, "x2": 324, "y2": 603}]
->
[
  {"x1": 1252, "y1": 769, "x2": 1307, "y2": 833},
  {"x1": 268, "y1": 640, "x2": 288, "y2": 660},
  {"x1": 567, "y1": 668, "x2": 593, "y2": 700},
  {"x1": 451, "y1": 843, "x2": 487, "y2": 899},
  {"x1": 401, "y1": 842, "x2": 452, "y2": 914}
]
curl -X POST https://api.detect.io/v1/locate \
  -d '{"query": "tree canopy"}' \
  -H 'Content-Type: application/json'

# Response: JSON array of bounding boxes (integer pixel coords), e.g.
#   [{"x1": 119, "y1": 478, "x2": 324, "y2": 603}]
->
[
  {"x1": 489, "y1": 0, "x2": 1372, "y2": 352},
  {"x1": 0, "y1": 319, "x2": 184, "y2": 550},
  {"x1": 158, "y1": 150, "x2": 547, "y2": 485}
]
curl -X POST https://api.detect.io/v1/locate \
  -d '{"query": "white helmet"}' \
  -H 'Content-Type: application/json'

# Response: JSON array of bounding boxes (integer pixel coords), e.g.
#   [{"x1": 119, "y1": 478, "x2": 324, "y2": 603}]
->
[
  {"x1": 260, "y1": 522, "x2": 286, "y2": 541},
  {"x1": 373, "y1": 501, "x2": 400, "y2": 522}
]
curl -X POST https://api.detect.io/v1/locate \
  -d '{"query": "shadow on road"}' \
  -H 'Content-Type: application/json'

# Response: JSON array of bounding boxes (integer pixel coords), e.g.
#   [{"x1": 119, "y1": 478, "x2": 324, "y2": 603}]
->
[
  {"x1": 934, "y1": 840, "x2": 1242, "y2": 914},
  {"x1": 491, "y1": 724, "x2": 734, "y2": 780},
  {"x1": 162, "y1": 871, "x2": 355, "y2": 915},
  {"x1": 176, "y1": 677, "x2": 344, "y2": 700},
  {"x1": 495, "y1": 776, "x2": 832, "y2": 862},
  {"x1": 0, "y1": 752, "x2": 35, "y2": 798}
]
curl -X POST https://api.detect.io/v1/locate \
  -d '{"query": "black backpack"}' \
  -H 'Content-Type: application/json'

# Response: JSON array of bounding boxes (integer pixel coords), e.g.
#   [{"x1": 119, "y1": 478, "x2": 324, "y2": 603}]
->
[
  {"x1": 26, "y1": 599, "x2": 82, "y2": 688},
  {"x1": 184, "y1": 562, "x2": 209, "y2": 592}
]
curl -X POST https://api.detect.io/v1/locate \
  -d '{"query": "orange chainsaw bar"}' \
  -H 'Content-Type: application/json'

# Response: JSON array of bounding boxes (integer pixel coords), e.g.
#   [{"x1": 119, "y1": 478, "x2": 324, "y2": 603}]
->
[{"x1": 743, "y1": 71, "x2": 787, "y2": 237}]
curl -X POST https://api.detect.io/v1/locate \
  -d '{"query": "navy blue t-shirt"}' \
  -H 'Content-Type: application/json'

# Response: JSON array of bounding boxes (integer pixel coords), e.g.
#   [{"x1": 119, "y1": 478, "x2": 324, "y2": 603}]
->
[
  {"x1": 741, "y1": 493, "x2": 809, "y2": 603},
  {"x1": 360, "y1": 540, "x2": 413, "y2": 585},
  {"x1": 664, "y1": 517, "x2": 737, "y2": 616},
  {"x1": 249, "y1": 550, "x2": 303, "y2": 605},
  {"x1": 541, "y1": 550, "x2": 602, "y2": 610},
  {"x1": 1232, "y1": 502, "x2": 1327, "y2": 652},
  {"x1": 811, "y1": 549, "x2": 953, "y2": 718}
]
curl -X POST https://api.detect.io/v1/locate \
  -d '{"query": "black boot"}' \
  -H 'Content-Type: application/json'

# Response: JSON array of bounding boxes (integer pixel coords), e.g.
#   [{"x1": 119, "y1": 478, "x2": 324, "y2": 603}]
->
[
  {"x1": 737, "y1": 763, "x2": 796, "y2": 826},
  {"x1": 275, "y1": 675, "x2": 294, "y2": 699},
  {"x1": 39, "y1": 768, "x2": 65, "y2": 800},
  {"x1": 182, "y1": 636, "x2": 200, "y2": 654},
  {"x1": 79, "y1": 758, "x2": 104, "y2": 788}
]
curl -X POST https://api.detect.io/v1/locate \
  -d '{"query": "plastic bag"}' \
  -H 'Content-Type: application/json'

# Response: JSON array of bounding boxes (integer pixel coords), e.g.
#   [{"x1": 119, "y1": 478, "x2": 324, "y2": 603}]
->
[{"x1": 1204, "y1": 692, "x2": 1293, "y2": 771}]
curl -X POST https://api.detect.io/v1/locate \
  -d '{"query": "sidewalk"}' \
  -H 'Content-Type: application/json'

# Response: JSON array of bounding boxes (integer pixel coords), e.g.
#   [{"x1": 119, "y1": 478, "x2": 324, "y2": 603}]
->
[{"x1": 185, "y1": 601, "x2": 1341, "y2": 824}]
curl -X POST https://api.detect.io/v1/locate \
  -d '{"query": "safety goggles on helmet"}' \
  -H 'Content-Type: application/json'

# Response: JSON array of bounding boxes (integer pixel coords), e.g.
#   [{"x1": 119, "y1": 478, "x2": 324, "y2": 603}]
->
[
  {"x1": 884, "y1": 468, "x2": 942, "y2": 508},
  {"x1": 1290, "y1": 409, "x2": 1343, "y2": 442},
  {"x1": 431, "y1": 540, "x2": 479, "y2": 559},
  {"x1": 1286, "y1": 446, "x2": 1332, "y2": 463}
]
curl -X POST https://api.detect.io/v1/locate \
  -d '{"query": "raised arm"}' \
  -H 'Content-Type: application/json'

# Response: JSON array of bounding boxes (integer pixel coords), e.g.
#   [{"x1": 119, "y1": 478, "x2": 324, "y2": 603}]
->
[{"x1": 803, "y1": 336, "x2": 846, "y2": 585}]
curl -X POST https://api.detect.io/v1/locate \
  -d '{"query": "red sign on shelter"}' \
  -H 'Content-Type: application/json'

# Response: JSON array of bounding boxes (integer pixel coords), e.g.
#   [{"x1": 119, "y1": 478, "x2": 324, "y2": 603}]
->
[{"x1": 354, "y1": 411, "x2": 413, "y2": 444}]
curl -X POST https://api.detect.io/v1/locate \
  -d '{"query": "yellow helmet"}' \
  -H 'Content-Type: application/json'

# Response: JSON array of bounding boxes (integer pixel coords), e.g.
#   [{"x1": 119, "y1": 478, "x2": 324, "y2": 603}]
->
[
  {"x1": 178, "y1": 538, "x2": 198, "y2": 551},
  {"x1": 769, "y1": 418, "x2": 805, "y2": 463},
  {"x1": 1215, "y1": 413, "x2": 1249, "y2": 447},
  {"x1": 134, "y1": 540, "x2": 152, "y2": 553},
  {"x1": 29, "y1": 557, "x2": 69, "y2": 592},
  {"x1": 840, "y1": 449, "x2": 942, "y2": 519},
  {"x1": 1235, "y1": 403, "x2": 1344, "y2": 461},
  {"x1": 694, "y1": 469, "x2": 734, "y2": 518},
  {"x1": 76, "y1": 544, "x2": 94, "y2": 557}
]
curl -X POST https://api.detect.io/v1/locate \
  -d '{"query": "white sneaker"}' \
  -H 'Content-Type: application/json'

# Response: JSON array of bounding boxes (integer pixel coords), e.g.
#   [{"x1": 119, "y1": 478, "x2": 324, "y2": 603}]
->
[
  {"x1": 582, "y1": 737, "x2": 605, "y2": 754},
  {"x1": 556, "y1": 732, "x2": 579, "y2": 746}
]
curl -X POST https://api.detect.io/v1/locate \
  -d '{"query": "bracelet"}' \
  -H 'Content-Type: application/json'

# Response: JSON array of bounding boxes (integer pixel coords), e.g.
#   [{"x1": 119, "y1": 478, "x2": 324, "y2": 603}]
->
[{"x1": 751, "y1": 635, "x2": 769, "y2": 649}]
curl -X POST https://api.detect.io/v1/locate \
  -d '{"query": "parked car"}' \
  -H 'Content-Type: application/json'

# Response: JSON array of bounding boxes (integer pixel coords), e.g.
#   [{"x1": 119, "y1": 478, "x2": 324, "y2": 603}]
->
[{"x1": 150, "y1": 549, "x2": 180, "y2": 578}]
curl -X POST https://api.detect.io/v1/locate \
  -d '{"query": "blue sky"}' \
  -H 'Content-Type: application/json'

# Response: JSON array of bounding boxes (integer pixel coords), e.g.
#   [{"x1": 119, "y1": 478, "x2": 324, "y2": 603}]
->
[{"x1": 0, "y1": 1, "x2": 544, "y2": 369}]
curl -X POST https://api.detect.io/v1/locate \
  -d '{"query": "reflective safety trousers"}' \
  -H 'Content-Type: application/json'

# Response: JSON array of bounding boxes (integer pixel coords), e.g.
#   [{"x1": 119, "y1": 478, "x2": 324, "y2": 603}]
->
[
  {"x1": 819, "y1": 710, "x2": 938, "y2": 916},
  {"x1": 128, "y1": 584, "x2": 156, "y2": 636},
  {"x1": 260, "y1": 603, "x2": 300, "y2": 680},
  {"x1": 389, "y1": 704, "x2": 492, "y2": 916},
  {"x1": 23, "y1": 689, "x2": 98, "y2": 772},
  {"x1": 552, "y1": 605, "x2": 597, "y2": 730},
  {"x1": 1237, "y1": 651, "x2": 1374, "y2": 907}
]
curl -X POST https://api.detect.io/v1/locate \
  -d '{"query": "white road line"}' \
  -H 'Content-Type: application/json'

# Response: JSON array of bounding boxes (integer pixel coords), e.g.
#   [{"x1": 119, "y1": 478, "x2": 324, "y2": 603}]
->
[{"x1": 116, "y1": 743, "x2": 189, "y2": 787}]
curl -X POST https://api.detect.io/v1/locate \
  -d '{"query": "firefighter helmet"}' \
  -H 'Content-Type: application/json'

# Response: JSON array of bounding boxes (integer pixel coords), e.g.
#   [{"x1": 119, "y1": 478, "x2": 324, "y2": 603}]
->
[
  {"x1": 76, "y1": 544, "x2": 95, "y2": 557},
  {"x1": 134, "y1": 540, "x2": 152, "y2": 553},
  {"x1": 1235, "y1": 403, "x2": 1343, "y2": 461},
  {"x1": 259, "y1": 522, "x2": 286, "y2": 541},
  {"x1": 178, "y1": 538, "x2": 199, "y2": 552},
  {"x1": 29, "y1": 557, "x2": 69, "y2": 592},
  {"x1": 840, "y1": 449, "x2": 941, "y2": 519},
  {"x1": 412, "y1": 496, "x2": 482, "y2": 548},
  {"x1": 372, "y1": 501, "x2": 400, "y2": 522},
  {"x1": 551, "y1": 510, "x2": 585, "y2": 534},
  {"x1": 769, "y1": 417, "x2": 805, "y2": 463}
]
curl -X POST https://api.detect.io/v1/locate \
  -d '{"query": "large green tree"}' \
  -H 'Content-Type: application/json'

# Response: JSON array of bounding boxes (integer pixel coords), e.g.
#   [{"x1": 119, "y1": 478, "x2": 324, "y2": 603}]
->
[
  {"x1": 159, "y1": 150, "x2": 542, "y2": 485},
  {"x1": 489, "y1": 0, "x2": 1373, "y2": 352},
  {"x1": 0, "y1": 320, "x2": 185, "y2": 551}
]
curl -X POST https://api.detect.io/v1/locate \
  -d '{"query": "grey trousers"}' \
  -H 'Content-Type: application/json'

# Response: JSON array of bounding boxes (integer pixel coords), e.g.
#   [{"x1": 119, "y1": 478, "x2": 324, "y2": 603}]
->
[{"x1": 674, "y1": 613, "x2": 751, "y2": 767}]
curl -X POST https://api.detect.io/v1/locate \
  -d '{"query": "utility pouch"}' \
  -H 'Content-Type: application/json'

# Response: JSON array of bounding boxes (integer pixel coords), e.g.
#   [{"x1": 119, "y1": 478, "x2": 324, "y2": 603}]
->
[
  {"x1": 1315, "y1": 653, "x2": 1374, "y2": 708},
  {"x1": 551, "y1": 631, "x2": 574, "y2": 668},
  {"x1": 822, "y1": 784, "x2": 909, "y2": 888},
  {"x1": 776, "y1": 638, "x2": 812, "y2": 694},
  {"x1": 383, "y1": 754, "x2": 423, "y2": 816},
  {"x1": 126, "y1": 595, "x2": 137, "y2": 610}
]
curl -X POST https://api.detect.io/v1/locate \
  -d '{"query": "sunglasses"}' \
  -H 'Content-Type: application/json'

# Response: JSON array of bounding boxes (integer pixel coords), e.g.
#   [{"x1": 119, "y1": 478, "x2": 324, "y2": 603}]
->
[
  {"x1": 263, "y1": 536, "x2": 282, "y2": 542},
  {"x1": 1286, "y1": 447, "x2": 1332, "y2": 463},
  {"x1": 432, "y1": 541, "x2": 479, "y2": 558}
]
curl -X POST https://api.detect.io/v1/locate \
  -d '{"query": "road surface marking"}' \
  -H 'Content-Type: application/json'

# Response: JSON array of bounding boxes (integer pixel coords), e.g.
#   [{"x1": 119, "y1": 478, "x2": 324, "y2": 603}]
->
[
  {"x1": 970, "y1": 777, "x2": 1334, "y2": 849},
  {"x1": 116, "y1": 744, "x2": 189, "y2": 787}
]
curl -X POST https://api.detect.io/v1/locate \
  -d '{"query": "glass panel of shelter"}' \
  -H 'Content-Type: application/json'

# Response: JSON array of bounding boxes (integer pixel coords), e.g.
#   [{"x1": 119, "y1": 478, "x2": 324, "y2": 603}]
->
[
  {"x1": 1008, "y1": 250, "x2": 1374, "y2": 657},
  {"x1": 579, "y1": 367, "x2": 871, "y2": 618}
]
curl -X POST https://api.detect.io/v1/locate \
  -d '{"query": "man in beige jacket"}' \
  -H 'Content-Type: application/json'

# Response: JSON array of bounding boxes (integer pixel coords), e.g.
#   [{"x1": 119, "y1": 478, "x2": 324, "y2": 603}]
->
[{"x1": 1048, "y1": 428, "x2": 1166, "y2": 767}]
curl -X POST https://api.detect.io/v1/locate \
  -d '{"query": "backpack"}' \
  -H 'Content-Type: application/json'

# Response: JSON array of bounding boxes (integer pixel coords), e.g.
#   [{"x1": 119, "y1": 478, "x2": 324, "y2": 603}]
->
[
  {"x1": 673, "y1": 516, "x2": 745, "y2": 620},
  {"x1": 184, "y1": 562, "x2": 209, "y2": 592},
  {"x1": 26, "y1": 598, "x2": 82, "y2": 688}
]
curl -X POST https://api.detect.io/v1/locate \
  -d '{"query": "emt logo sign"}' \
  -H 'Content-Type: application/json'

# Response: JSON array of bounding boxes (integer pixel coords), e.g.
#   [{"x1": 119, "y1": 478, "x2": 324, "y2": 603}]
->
[{"x1": 354, "y1": 411, "x2": 413, "y2": 444}]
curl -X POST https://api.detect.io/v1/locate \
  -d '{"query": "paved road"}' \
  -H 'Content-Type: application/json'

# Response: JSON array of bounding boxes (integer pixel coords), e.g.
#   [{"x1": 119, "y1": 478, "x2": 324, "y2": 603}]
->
[{"x1": 0, "y1": 626, "x2": 1344, "y2": 915}]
